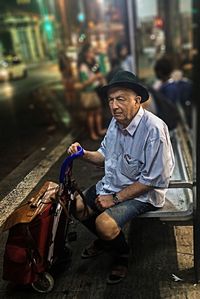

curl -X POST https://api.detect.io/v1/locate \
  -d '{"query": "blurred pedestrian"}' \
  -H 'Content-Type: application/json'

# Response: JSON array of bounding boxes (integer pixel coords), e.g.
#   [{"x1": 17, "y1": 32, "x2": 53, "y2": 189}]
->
[
  {"x1": 58, "y1": 50, "x2": 70, "y2": 82},
  {"x1": 171, "y1": 69, "x2": 192, "y2": 127},
  {"x1": 171, "y1": 68, "x2": 192, "y2": 105},
  {"x1": 106, "y1": 58, "x2": 123, "y2": 83},
  {"x1": 144, "y1": 57, "x2": 180, "y2": 131},
  {"x1": 115, "y1": 42, "x2": 136, "y2": 73},
  {"x1": 153, "y1": 57, "x2": 178, "y2": 102},
  {"x1": 153, "y1": 56, "x2": 192, "y2": 127},
  {"x1": 77, "y1": 43, "x2": 107, "y2": 140},
  {"x1": 57, "y1": 49, "x2": 78, "y2": 107}
]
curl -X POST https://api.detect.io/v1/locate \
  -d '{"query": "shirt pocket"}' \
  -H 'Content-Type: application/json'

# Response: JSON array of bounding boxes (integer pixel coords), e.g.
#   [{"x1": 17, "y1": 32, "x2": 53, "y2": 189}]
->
[
  {"x1": 120, "y1": 154, "x2": 142, "y2": 179},
  {"x1": 106, "y1": 153, "x2": 118, "y2": 175}
]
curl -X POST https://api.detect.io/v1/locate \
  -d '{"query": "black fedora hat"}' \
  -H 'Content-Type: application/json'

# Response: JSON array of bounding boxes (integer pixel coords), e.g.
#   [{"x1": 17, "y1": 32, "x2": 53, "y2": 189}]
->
[{"x1": 101, "y1": 70, "x2": 149, "y2": 103}]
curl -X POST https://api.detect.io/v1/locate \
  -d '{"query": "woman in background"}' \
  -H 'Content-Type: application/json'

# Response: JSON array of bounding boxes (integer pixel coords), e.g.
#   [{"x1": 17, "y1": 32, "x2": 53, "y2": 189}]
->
[{"x1": 78, "y1": 43, "x2": 107, "y2": 140}]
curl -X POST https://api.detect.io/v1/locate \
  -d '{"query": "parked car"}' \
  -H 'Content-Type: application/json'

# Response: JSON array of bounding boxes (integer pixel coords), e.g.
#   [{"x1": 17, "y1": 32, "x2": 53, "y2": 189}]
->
[{"x1": 0, "y1": 56, "x2": 28, "y2": 82}]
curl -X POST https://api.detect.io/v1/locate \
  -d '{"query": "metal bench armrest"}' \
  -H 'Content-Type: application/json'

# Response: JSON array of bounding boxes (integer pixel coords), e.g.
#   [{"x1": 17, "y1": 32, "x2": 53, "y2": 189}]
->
[{"x1": 168, "y1": 180, "x2": 193, "y2": 189}]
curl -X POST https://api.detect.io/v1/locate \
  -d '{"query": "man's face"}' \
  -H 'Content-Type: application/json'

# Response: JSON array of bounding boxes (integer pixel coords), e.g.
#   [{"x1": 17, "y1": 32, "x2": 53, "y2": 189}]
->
[{"x1": 108, "y1": 87, "x2": 141, "y2": 128}]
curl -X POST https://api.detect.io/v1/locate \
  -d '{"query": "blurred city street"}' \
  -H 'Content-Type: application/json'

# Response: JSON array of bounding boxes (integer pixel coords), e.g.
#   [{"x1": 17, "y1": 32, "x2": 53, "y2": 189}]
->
[
  {"x1": 0, "y1": 0, "x2": 199, "y2": 298},
  {"x1": 0, "y1": 61, "x2": 70, "y2": 180}
]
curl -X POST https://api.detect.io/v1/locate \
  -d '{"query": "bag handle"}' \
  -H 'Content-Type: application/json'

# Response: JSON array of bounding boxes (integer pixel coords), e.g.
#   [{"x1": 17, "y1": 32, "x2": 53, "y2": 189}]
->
[{"x1": 28, "y1": 182, "x2": 51, "y2": 208}]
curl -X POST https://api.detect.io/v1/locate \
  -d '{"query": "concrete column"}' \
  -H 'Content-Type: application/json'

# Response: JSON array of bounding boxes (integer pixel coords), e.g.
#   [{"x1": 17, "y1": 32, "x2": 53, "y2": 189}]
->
[
  {"x1": 126, "y1": 0, "x2": 138, "y2": 74},
  {"x1": 25, "y1": 25, "x2": 38, "y2": 61},
  {"x1": 157, "y1": 0, "x2": 181, "y2": 56},
  {"x1": 57, "y1": 0, "x2": 70, "y2": 46},
  {"x1": 10, "y1": 28, "x2": 21, "y2": 56},
  {"x1": 34, "y1": 24, "x2": 45, "y2": 59}
]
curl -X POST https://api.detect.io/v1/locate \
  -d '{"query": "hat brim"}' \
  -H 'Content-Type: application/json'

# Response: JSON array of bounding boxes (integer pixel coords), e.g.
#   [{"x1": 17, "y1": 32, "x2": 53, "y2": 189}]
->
[{"x1": 101, "y1": 81, "x2": 149, "y2": 103}]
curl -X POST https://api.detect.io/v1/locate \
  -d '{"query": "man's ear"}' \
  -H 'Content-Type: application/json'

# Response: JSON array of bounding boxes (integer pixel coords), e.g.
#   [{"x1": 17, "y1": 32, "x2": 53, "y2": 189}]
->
[{"x1": 135, "y1": 96, "x2": 142, "y2": 103}]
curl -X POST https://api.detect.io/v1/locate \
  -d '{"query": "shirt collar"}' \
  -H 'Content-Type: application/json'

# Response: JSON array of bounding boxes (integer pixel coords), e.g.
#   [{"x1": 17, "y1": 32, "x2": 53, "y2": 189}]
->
[{"x1": 117, "y1": 106, "x2": 144, "y2": 136}]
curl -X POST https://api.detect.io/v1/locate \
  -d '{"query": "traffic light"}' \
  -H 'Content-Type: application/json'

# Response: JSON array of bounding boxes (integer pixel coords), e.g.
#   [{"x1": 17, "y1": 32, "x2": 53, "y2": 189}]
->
[
  {"x1": 77, "y1": 12, "x2": 85, "y2": 23},
  {"x1": 44, "y1": 19, "x2": 53, "y2": 33},
  {"x1": 43, "y1": 17, "x2": 54, "y2": 39},
  {"x1": 154, "y1": 17, "x2": 164, "y2": 29}
]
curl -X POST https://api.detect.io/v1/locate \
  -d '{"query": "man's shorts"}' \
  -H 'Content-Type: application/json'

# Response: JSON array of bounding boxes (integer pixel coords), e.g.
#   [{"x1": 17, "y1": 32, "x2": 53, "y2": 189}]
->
[{"x1": 83, "y1": 185, "x2": 158, "y2": 229}]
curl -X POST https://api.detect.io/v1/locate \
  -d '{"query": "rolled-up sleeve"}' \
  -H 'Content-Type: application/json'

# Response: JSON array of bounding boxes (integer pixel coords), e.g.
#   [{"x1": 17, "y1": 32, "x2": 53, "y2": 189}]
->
[
  {"x1": 97, "y1": 135, "x2": 107, "y2": 157},
  {"x1": 139, "y1": 138, "x2": 174, "y2": 188}
]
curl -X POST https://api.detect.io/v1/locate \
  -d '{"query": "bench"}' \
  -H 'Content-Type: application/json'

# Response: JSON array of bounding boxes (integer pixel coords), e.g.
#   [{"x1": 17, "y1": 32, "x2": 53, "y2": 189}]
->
[
  {"x1": 139, "y1": 104, "x2": 198, "y2": 281},
  {"x1": 140, "y1": 125, "x2": 193, "y2": 221}
]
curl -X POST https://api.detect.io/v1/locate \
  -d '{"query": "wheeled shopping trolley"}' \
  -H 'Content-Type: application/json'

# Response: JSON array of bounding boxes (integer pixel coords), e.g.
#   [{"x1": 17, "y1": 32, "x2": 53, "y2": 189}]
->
[{"x1": 2, "y1": 147, "x2": 84, "y2": 293}]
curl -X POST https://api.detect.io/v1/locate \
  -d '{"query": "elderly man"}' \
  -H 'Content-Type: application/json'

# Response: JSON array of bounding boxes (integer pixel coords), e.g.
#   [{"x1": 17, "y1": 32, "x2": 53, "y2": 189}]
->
[{"x1": 68, "y1": 70, "x2": 175, "y2": 284}]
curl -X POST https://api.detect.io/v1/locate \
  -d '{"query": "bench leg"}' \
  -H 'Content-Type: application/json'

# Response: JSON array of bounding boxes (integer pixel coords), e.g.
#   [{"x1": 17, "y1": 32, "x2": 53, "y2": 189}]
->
[{"x1": 193, "y1": 205, "x2": 200, "y2": 283}]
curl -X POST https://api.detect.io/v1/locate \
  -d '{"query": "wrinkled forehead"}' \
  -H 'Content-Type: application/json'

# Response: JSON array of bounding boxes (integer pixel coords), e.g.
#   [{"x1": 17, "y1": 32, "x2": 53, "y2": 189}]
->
[{"x1": 107, "y1": 87, "x2": 137, "y2": 98}]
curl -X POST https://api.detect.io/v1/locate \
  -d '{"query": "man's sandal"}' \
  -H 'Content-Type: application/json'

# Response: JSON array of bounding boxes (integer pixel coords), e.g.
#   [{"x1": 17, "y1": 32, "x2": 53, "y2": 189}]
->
[
  {"x1": 81, "y1": 239, "x2": 105, "y2": 259},
  {"x1": 106, "y1": 264, "x2": 128, "y2": 284}
]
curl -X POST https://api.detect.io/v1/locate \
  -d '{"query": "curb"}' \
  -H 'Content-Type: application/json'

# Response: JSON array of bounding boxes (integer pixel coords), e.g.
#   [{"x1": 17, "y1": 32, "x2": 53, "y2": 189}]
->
[{"x1": 0, "y1": 132, "x2": 74, "y2": 233}]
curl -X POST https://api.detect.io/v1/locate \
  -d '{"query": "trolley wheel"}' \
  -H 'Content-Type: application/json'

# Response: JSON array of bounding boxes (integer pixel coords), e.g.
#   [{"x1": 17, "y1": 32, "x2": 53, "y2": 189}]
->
[{"x1": 31, "y1": 272, "x2": 54, "y2": 293}]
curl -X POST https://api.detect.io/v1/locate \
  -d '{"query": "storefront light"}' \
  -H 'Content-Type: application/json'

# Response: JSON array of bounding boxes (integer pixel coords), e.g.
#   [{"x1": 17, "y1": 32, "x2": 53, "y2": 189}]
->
[{"x1": 97, "y1": 0, "x2": 104, "y2": 5}]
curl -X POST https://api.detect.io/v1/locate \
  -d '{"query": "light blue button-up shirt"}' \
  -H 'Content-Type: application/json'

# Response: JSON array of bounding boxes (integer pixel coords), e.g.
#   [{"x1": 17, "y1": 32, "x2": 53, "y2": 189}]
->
[{"x1": 96, "y1": 107, "x2": 175, "y2": 207}]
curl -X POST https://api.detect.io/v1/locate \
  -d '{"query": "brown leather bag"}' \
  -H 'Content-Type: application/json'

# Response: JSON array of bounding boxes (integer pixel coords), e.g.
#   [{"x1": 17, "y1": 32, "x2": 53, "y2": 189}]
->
[{"x1": 3, "y1": 181, "x2": 58, "y2": 231}]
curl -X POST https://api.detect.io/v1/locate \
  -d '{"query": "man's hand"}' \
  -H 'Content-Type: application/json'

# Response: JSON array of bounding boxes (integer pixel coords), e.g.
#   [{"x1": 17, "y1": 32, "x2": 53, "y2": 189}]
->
[
  {"x1": 95, "y1": 194, "x2": 115, "y2": 210},
  {"x1": 68, "y1": 142, "x2": 105, "y2": 166},
  {"x1": 68, "y1": 142, "x2": 84, "y2": 155}
]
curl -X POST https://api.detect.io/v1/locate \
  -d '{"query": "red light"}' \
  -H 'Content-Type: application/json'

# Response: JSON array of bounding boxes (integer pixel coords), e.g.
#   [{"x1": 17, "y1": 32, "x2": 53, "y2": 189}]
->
[{"x1": 154, "y1": 17, "x2": 164, "y2": 28}]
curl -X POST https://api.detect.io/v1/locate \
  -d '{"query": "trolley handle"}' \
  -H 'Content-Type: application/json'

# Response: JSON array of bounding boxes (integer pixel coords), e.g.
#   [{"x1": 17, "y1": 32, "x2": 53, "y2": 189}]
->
[
  {"x1": 70, "y1": 146, "x2": 84, "y2": 160},
  {"x1": 59, "y1": 146, "x2": 84, "y2": 183}
]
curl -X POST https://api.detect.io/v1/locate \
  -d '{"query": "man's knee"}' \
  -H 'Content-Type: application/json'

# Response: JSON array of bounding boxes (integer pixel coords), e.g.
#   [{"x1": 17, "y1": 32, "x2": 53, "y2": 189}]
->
[{"x1": 96, "y1": 212, "x2": 120, "y2": 240}]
